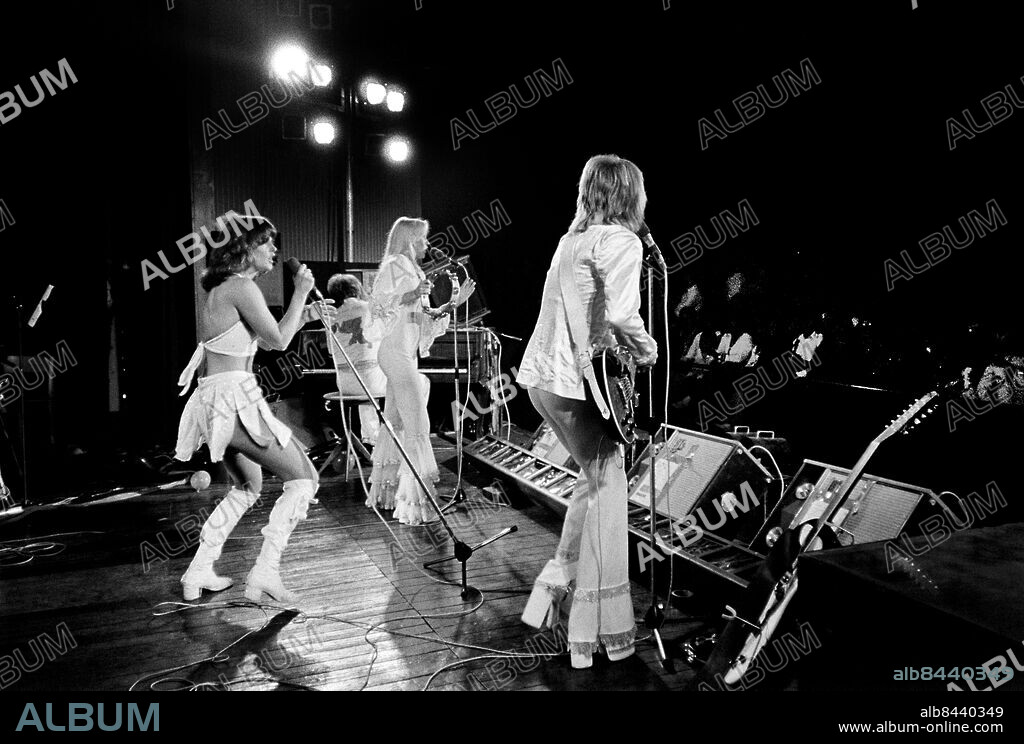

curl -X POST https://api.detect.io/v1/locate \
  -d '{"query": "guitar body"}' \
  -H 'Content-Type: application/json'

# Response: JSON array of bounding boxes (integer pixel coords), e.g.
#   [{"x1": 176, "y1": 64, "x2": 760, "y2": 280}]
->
[
  {"x1": 724, "y1": 573, "x2": 799, "y2": 685},
  {"x1": 587, "y1": 346, "x2": 638, "y2": 444},
  {"x1": 694, "y1": 525, "x2": 804, "y2": 688}
]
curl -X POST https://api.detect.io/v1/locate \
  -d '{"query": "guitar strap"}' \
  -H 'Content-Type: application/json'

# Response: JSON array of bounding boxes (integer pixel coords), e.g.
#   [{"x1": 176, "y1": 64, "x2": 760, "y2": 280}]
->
[{"x1": 558, "y1": 232, "x2": 611, "y2": 420}]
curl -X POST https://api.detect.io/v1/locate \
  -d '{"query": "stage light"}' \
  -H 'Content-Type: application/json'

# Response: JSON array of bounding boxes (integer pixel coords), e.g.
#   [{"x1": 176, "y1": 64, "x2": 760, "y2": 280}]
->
[
  {"x1": 312, "y1": 63, "x2": 332, "y2": 87},
  {"x1": 384, "y1": 136, "x2": 410, "y2": 163},
  {"x1": 386, "y1": 89, "x2": 406, "y2": 112},
  {"x1": 365, "y1": 80, "x2": 387, "y2": 105},
  {"x1": 271, "y1": 43, "x2": 311, "y2": 81},
  {"x1": 312, "y1": 120, "x2": 336, "y2": 144}
]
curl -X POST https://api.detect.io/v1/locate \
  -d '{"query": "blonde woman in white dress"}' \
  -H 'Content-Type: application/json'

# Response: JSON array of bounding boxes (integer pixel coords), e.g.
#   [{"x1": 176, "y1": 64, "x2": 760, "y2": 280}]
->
[{"x1": 365, "y1": 217, "x2": 475, "y2": 525}]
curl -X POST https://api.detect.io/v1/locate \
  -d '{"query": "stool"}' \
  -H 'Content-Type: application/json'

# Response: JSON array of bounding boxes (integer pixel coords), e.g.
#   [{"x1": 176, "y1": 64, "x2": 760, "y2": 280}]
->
[{"x1": 319, "y1": 392, "x2": 383, "y2": 479}]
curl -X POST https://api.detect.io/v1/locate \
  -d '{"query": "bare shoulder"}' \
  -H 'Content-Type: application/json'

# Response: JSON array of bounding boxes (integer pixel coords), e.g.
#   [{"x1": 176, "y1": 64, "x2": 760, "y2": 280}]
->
[{"x1": 222, "y1": 274, "x2": 262, "y2": 301}]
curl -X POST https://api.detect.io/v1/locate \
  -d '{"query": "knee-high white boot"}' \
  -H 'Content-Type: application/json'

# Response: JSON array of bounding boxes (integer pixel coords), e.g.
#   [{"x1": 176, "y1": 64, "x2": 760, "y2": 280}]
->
[
  {"x1": 181, "y1": 487, "x2": 261, "y2": 601},
  {"x1": 244, "y1": 479, "x2": 316, "y2": 605}
]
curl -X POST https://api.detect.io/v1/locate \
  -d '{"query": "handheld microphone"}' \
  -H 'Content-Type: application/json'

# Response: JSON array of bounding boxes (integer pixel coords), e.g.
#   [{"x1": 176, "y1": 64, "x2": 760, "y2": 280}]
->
[
  {"x1": 284, "y1": 257, "x2": 325, "y2": 302},
  {"x1": 636, "y1": 222, "x2": 668, "y2": 272}
]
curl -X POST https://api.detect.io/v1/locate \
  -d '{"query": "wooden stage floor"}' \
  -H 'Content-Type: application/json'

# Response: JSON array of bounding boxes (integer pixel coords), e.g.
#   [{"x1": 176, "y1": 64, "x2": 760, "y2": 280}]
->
[{"x1": 0, "y1": 438, "x2": 700, "y2": 692}]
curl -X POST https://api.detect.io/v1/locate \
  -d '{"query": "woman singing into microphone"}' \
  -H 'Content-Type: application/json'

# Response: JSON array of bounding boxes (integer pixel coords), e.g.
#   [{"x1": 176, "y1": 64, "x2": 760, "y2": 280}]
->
[
  {"x1": 364, "y1": 217, "x2": 475, "y2": 525},
  {"x1": 516, "y1": 155, "x2": 658, "y2": 668},
  {"x1": 175, "y1": 211, "x2": 334, "y2": 604}
]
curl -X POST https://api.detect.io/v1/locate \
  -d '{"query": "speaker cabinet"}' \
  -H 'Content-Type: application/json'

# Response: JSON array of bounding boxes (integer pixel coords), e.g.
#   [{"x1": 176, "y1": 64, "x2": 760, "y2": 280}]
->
[
  {"x1": 528, "y1": 423, "x2": 576, "y2": 471},
  {"x1": 750, "y1": 459, "x2": 943, "y2": 555},
  {"x1": 627, "y1": 425, "x2": 776, "y2": 543}
]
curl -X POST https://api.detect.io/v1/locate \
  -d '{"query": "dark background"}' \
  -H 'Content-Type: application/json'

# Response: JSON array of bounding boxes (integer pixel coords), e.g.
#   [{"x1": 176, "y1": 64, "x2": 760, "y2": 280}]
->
[{"x1": 0, "y1": 0, "x2": 1020, "y2": 507}]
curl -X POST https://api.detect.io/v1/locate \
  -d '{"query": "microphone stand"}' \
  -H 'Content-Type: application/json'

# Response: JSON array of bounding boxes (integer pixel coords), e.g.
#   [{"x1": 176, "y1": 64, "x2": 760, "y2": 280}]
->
[
  {"x1": 646, "y1": 265, "x2": 654, "y2": 420},
  {"x1": 438, "y1": 264, "x2": 467, "y2": 515},
  {"x1": 639, "y1": 427, "x2": 673, "y2": 672},
  {"x1": 641, "y1": 259, "x2": 674, "y2": 671},
  {"x1": 9, "y1": 297, "x2": 29, "y2": 506},
  {"x1": 310, "y1": 280, "x2": 515, "y2": 600}
]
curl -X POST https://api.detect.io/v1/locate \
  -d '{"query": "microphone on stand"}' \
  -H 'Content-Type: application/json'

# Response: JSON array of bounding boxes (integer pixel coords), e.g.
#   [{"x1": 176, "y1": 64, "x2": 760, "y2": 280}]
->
[
  {"x1": 428, "y1": 246, "x2": 468, "y2": 278},
  {"x1": 637, "y1": 222, "x2": 668, "y2": 274}
]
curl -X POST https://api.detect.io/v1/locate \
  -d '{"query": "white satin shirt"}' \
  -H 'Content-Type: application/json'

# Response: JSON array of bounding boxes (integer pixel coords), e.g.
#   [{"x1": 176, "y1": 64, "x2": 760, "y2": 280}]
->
[{"x1": 516, "y1": 224, "x2": 657, "y2": 400}]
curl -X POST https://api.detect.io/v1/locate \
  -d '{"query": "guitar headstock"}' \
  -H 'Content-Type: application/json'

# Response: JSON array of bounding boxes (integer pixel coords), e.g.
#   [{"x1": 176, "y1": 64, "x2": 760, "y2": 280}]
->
[{"x1": 877, "y1": 390, "x2": 939, "y2": 444}]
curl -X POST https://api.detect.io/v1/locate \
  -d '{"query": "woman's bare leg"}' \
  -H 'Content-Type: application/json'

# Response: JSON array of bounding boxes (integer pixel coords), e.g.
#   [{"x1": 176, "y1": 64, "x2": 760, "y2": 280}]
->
[
  {"x1": 222, "y1": 450, "x2": 263, "y2": 495},
  {"x1": 226, "y1": 422, "x2": 317, "y2": 485}
]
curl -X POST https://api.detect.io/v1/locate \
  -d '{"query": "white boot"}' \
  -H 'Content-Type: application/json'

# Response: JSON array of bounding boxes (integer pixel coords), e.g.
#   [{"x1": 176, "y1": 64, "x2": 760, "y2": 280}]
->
[
  {"x1": 244, "y1": 479, "x2": 316, "y2": 605},
  {"x1": 181, "y1": 487, "x2": 261, "y2": 601}
]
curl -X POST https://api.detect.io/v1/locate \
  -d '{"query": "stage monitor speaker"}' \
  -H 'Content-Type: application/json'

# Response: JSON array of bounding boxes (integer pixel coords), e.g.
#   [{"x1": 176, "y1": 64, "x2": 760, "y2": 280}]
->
[
  {"x1": 528, "y1": 423, "x2": 576, "y2": 472},
  {"x1": 749, "y1": 459, "x2": 944, "y2": 555},
  {"x1": 627, "y1": 425, "x2": 776, "y2": 543}
]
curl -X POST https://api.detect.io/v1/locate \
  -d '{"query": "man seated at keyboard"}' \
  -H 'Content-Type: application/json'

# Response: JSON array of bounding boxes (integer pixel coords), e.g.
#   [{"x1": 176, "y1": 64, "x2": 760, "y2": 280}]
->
[{"x1": 326, "y1": 274, "x2": 386, "y2": 446}]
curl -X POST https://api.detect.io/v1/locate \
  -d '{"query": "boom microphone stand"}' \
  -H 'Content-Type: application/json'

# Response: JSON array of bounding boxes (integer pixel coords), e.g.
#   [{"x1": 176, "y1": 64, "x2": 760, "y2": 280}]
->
[
  {"x1": 6, "y1": 297, "x2": 29, "y2": 507},
  {"x1": 436, "y1": 259, "x2": 469, "y2": 515},
  {"x1": 308, "y1": 268, "x2": 515, "y2": 599},
  {"x1": 639, "y1": 233, "x2": 673, "y2": 670},
  {"x1": 636, "y1": 427, "x2": 672, "y2": 671}
]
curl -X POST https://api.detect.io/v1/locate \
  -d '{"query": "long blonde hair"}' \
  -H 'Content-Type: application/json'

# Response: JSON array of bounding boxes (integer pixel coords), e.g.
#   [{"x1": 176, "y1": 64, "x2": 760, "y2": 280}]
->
[
  {"x1": 568, "y1": 154, "x2": 647, "y2": 233},
  {"x1": 384, "y1": 217, "x2": 430, "y2": 260}
]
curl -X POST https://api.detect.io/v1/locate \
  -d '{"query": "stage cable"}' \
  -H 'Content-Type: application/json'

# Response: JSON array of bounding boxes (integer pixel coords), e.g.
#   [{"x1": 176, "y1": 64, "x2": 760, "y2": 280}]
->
[
  {"x1": 0, "y1": 531, "x2": 104, "y2": 567},
  {"x1": 747, "y1": 443, "x2": 785, "y2": 524}
]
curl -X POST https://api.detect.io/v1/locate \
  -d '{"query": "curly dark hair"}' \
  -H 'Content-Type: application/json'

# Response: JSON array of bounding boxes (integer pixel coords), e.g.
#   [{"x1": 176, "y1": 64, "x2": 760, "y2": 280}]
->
[
  {"x1": 326, "y1": 273, "x2": 363, "y2": 304},
  {"x1": 200, "y1": 211, "x2": 278, "y2": 291}
]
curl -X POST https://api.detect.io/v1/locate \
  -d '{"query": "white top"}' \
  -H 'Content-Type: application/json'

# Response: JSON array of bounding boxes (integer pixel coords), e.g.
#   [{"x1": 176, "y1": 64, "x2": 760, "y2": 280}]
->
[
  {"x1": 367, "y1": 253, "x2": 450, "y2": 357},
  {"x1": 516, "y1": 224, "x2": 657, "y2": 400},
  {"x1": 329, "y1": 298, "x2": 380, "y2": 374}
]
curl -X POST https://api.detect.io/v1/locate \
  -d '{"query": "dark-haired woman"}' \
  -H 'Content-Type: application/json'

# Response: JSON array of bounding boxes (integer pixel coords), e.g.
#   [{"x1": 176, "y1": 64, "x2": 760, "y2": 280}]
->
[{"x1": 175, "y1": 211, "x2": 334, "y2": 604}]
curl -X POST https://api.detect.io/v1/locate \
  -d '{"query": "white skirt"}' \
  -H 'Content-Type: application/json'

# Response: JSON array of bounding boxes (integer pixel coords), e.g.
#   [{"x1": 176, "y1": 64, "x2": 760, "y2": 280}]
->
[{"x1": 175, "y1": 371, "x2": 292, "y2": 463}]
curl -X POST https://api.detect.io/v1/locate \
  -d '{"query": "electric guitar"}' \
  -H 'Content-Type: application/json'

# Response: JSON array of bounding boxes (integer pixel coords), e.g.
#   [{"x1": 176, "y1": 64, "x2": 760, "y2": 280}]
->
[
  {"x1": 587, "y1": 346, "x2": 639, "y2": 444},
  {"x1": 700, "y1": 389, "x2": 941, "y2": 687}
]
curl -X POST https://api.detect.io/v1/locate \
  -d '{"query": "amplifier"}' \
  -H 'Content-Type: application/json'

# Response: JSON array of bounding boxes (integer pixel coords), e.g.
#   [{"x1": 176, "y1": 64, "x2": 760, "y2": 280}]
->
[
  {"x1": 528, "y1": 423, "x2": 576, "y2": 471},
  {"x1": 627, "y1": 425, "x2": 776, "y2": 543},
  {"x1": 749, "y1": 459, "x2": 944, "y2": 555},
  {"x1": 421, "y1": 327, "x2": 497, "y2": 385}
]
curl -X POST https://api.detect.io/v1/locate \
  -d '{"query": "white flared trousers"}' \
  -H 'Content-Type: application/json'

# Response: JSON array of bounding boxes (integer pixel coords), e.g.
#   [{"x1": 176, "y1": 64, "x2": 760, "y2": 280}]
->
[{"x1": 525, "y1": 387, "x2": 635, "y2": 659}]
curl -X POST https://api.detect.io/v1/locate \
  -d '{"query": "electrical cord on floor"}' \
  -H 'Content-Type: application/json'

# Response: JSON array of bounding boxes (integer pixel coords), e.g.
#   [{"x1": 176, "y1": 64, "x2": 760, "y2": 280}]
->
[
  {"x1": 0, "y1": 531, "x2": 104, "y2": 567},
  {"x1": 421, "y1": 628, "x2": 659, "y2": 691},
  {"x1": 143, "y1": 596, "x2": 572, "y2": 692},
  {"x1": 131, "y1": 600, "x2": 276, "y2": 692}
]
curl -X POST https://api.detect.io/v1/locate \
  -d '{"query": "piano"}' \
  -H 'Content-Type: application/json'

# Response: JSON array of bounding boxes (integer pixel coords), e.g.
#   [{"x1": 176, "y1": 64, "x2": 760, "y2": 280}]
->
[{"x1": 301, "y1": 326, "x2": 499, "y2": 385}]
